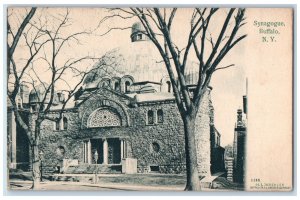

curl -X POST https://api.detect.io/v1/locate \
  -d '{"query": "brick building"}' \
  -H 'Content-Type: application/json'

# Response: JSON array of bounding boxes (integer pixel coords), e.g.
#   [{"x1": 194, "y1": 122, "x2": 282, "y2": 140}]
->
[{"x1": 7, "y1": 22, "x2": 225, "y2": 177}]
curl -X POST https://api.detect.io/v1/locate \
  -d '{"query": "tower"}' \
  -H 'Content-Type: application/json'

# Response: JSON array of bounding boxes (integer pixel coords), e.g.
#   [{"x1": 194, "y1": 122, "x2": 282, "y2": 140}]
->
[
  {"x1": 130, "y1": 22, "x2": 149, "y2": 42},
  {"x1": 233, "y1": 95, "x2": 247, "y2": 184}
]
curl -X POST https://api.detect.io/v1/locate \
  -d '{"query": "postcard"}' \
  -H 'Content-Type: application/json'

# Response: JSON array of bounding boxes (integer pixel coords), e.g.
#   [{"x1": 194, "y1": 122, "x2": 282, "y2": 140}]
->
[{"x1": 6, "y1": 7, "x2": 293, "y2": 192}]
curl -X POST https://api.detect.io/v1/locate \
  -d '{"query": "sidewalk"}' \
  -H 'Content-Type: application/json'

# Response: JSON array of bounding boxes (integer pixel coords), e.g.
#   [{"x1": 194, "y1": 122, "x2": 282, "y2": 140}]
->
[
  {"x1": 9, "y1": 180, "x2": 184, "y2": 191},
  {"x1": 9, "y1": 180, "x2": 238, "y2": 192},
  {"x1": 8, "y1": 172, "x2": 240, "y2": 191}
]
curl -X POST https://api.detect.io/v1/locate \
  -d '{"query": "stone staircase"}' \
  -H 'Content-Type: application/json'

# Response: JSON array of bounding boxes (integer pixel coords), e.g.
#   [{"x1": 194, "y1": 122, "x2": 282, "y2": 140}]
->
[{"x1": 51, "y1": 164, "x2": 122, "y2": 183}]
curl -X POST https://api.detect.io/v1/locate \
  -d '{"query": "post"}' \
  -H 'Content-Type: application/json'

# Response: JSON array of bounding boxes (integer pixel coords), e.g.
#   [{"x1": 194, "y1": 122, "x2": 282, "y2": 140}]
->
[
  {"x1": 40, "y1": 160, "x2": 43, "y2": 182},
  {"x1": 39, "y1": 151, "x2": 44, "y2": 182},
  {"x1": 94, "y1": 150, "x2": 98, "y2": 184},
  {"x1": 103, "y1": 138, "x2": 108, "y2": 164}
]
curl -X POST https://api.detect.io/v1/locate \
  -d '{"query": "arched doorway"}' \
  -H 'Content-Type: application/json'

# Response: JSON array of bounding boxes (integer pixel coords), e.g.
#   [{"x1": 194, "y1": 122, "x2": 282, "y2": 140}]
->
[{"x1": 85, "y1": 107, "x2": 124, "y2": 165}]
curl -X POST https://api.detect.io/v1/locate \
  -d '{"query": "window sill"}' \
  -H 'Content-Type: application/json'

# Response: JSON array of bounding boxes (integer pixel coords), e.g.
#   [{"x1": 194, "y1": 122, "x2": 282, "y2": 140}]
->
[
  {"x1": 53, "y1": 129, "x2": 67, "y2": 132},
  {"x1": 146, "y1": 123, "x2": 155, "y2": 126},
  {"x1": 146, "y1": 122, "x2": 164, "y2": 126}
]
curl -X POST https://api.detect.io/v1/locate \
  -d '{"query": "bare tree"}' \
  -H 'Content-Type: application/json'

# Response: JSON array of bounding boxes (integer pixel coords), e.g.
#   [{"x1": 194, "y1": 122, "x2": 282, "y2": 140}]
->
[
  {"x1": 7, "y1": 8, "x2": 36, "y2": 79},
  {"x1": 7, "y1": 8, "x2": 108, "y2": 189},
  {"x1": 7, "y1": 7, "x2": 38, "y2": 184},
  {"x1": 105, "y1": 8, "x2": 246, "y2": 191}
]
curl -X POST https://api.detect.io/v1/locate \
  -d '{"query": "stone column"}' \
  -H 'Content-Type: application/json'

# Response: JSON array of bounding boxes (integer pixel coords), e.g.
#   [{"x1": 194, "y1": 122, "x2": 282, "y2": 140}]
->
[
  {"x1": 87, "y1": 139, "x2": 92, "y2": 164},
  {"x1": 124, "y1": 140, "x2": 127, "y2": 158},
  {"x1": 120, "y1": 139, "x2": 124, "y2": 160},
  {"x1": 83, "y1": 142, "x2": 86, "y2": 163},
  {"x1": 83, "y1": 141, "x2": 88, "y2": 163},
  {"x1": 103, "y1": 138, "x2": 108, "y2": 164}
]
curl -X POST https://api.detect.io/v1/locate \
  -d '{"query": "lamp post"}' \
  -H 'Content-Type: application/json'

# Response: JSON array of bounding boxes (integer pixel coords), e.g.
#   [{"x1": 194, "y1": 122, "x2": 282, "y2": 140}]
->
[
  {"x1": 94, "y1": 150, "x2": 98, "y2": 184},
  {"x1": 39, "y1": 151, "x2": 44, "y2": 182}
]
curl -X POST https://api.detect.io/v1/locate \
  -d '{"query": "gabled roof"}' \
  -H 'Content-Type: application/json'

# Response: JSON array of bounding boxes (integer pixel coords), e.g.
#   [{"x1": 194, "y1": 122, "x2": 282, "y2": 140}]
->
[{"x1": 75, "y1": 86, "x2": 135, "y2": 107}]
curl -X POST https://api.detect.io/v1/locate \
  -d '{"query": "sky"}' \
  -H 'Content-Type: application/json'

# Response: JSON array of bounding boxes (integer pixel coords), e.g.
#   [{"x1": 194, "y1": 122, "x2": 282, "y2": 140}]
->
[{"x1": 9, "y1": 8, "x2": 247, "y2": 146}]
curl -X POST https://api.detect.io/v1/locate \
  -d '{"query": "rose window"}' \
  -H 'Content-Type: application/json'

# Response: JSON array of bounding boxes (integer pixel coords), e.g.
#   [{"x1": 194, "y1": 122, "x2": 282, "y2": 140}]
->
[{"x1": 88, "y1": 108, "x2": 121, "y2": 128}]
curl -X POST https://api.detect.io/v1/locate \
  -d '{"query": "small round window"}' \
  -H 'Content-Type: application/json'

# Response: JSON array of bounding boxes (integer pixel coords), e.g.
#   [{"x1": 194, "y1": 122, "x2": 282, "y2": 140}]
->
[
  {"x1": 152, "y1": 142, "x2": 160, "y2": 153},
  {"x1": 56, "y1": 146, "x2": 65, "y2": 157}
]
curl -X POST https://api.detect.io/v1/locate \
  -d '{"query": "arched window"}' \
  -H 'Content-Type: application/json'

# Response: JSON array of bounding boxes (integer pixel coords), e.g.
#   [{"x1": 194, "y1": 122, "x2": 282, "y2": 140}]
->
[
  {"x1": 55, "y1": 121, "x2": 60, "y2": 131},
  {"x1": 147, "y1": 110, "x2": 154, "y2": 125},
  {"x1": 138, "y1": 33, "x2": 142, "y2": 40},
  {"x1": 125, "y1": 81, "x2": 131, "y2": 93},
  {"x1": 166, "y1": 81, "x2": 171, "y2": 93},
  {"x1": 157, "y1": 109, "x2": 163, "y2": 124},
  {"x1": 88, "y1": 108, "x2": 122, "y2": 128},
  {"x1": 63, "y1": 117, "x2": 68, "y2": 130},
  {"x1": 114, "y1": 81, "x2": 120, "y2": 91}
]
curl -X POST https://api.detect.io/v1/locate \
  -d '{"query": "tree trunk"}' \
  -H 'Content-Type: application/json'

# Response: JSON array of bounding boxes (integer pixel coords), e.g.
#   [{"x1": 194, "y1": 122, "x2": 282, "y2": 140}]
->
[
  {"x1": 31, "y1": 121, "x2": 41, "y2": 189},
  {"x1": 183, "y1": 116, "x2": 201, "y2": 191},
  {"x1": 31, "y1": 143, "x2": 41, "y2": 189}
]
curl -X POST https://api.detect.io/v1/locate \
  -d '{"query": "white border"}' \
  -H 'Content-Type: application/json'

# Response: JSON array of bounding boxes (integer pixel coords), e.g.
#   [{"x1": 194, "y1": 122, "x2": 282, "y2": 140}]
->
[{"x1": 0, "y1": 0, "x2": 298, "y2": 199}]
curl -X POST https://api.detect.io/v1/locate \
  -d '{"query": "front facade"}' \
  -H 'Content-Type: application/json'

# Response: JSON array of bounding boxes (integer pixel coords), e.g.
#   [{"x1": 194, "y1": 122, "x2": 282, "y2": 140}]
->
[{"x1": 8, "y1": 22, "x2": 225, "y2": 177}]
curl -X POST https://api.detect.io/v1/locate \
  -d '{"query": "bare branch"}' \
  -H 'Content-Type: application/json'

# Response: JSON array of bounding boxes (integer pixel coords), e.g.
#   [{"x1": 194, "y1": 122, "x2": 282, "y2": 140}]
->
[
  {"x1": 213, "y1": 64, "x2": 235, "y2": 72},
  {"x1": 8, "y1": 8, "x2": 37, "y2": 60},
  {"x1": 96, "y1": 26, "x2": 132, "y2": 37},
  {"x1": 167, "y1": 8, "x2": 177, "y2": 29}
]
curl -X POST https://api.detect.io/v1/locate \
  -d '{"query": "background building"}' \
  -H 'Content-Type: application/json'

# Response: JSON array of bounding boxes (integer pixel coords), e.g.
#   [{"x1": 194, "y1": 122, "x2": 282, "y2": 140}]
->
[{"x1": 224, "y1": 81, "x2": 247, "y2": 184}]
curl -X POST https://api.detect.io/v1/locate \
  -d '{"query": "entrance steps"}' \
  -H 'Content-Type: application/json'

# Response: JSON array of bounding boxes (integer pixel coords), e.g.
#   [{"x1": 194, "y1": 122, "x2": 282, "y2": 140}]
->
[
  {"x1": 63, "y1": 164, "x2": 122, "y2": 174},
  {"x1": 200, "y1": 172, "x2": 226, "y2": 188}
]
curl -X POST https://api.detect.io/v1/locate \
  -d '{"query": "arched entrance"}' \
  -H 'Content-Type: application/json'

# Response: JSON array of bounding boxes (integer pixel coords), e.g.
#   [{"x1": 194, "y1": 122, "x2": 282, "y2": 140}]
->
[{"x1": 83, "y1": 107, "x2": 126, "y2": 165}]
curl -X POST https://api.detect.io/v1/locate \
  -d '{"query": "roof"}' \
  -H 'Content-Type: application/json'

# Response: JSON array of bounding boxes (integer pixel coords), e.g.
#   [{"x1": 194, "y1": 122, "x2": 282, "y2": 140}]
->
[
  {"x1": 83, "y1": 24, "x2": 199, "y2": 88},
  {"x1": 126, "y1": 92, "x2": 175, "y2": 103}
]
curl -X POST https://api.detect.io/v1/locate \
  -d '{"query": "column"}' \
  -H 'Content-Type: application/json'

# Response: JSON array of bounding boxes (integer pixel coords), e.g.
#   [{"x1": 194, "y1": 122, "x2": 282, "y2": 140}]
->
[
  {"x1": 124, "y1": 139, "x2": 127, "y2": 158},
  {"x1": 83, "y1": 141, "x2": 88, "y2": 163},
  {"x1": 87, "y1": 139, "x2": 92, "y2": 164},
  {"x1": 120, "y1": 139, "x2": 124, "y2": 160},
  {"x1": 103, "y1": 138, "x2": 108, "y2": 164},
  {"x1": 83, "y1": 142, "x2": 86, "y2": 163}
]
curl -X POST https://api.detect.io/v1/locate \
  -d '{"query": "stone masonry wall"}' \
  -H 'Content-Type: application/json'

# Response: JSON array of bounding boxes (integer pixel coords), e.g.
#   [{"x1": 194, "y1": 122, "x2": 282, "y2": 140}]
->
[
  {"x1": 39, "y1": 110, "x2": 83, "y2": 172},
  {"x1": 127, "y1": 102, "x2": 186, "y2": 174},
  {"x1": 194, "y1": 89, "x2": 212, "y2": 177},
  {"x1": 36, "y1": 88, "x2": 213, "y2": 175}
]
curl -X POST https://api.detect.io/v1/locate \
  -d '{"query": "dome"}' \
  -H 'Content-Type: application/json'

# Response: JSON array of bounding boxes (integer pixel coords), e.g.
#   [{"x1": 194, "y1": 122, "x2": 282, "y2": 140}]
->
[
  {"x1": 83, "y1": 23, "x2": 199, "y2": 90},
  {"x1": 131, "y1": 22, "x2": 145, "y2": 35},
  {"x1": 29, "y1": 83, "x2": 60, "y2": 105},
  {"x1": 130, "y1": 22, "x2": 148, "y2": 42},
  {"x1": 83, "y1": 41, "x2": 170, "y2": 88}
]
